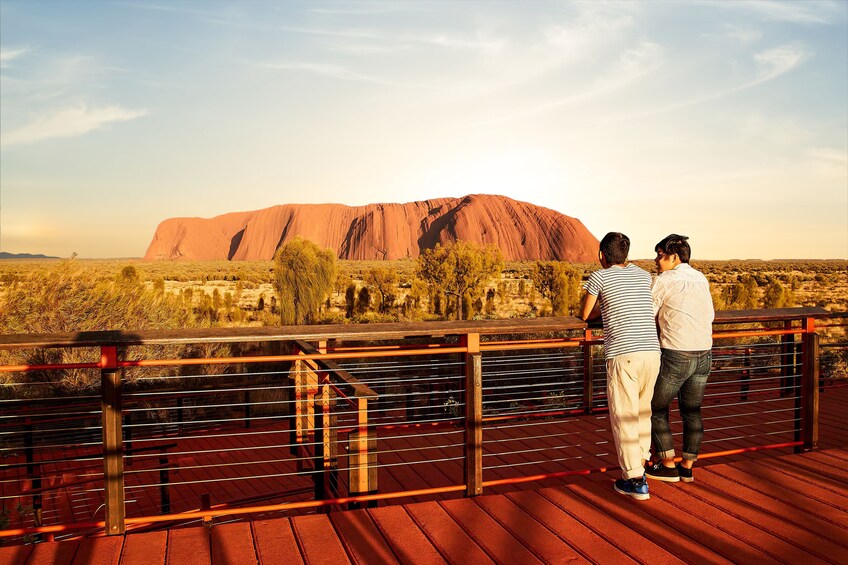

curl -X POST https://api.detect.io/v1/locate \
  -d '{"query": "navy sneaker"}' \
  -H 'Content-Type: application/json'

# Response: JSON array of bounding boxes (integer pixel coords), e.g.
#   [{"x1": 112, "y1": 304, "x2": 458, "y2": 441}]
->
[
  {"x1": 677, "y1": 463, "x2": 694, "y2": 483},
  {"x1": 645, "y1": 461, "x2": 680, "y2": 483},
  {"x1": 614, "y1": 477, "x2": 650, "y2": 500}
]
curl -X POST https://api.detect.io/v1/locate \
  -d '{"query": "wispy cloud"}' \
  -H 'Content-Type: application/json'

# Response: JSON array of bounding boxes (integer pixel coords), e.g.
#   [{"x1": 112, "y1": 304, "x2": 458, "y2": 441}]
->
[
  {"x1": 258, "y1": 61, "x2": 438, "y2": 89},
  {"x1": 752, "y1": 43, "x2": 808, "y2": 82},
  {"x1": 717, "y1": 0, "x2": 840, "y2": 24},
  {"x1": 0, "y1": 47, "x2": 29, "y2": 67},
  {"x1": 1, "y1": 105, "x2": 148, "y2": 147},
  {"x1": 472, "y1": 40, "x2": 665, "y2": 127},
  {"x1": 607, "y1": 42, "x2": 809, "y2": 123},
  {"x1": 713, "y1": 23, "x2": 764, "y2": 44},
  {"x1": 411, "y1": 33, "x2": 506, "y2": 54},
  {"x1": 305, "y1": 5, "x2": 426, "y2": 16}
]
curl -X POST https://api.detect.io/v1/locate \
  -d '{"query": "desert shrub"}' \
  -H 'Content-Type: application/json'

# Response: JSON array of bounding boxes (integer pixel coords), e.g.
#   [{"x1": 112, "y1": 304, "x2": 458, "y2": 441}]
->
[
  {"x1": 531, "y1": 261, "x2": 582, "y2": 316},
  {"x1": 345, "y1": 284, "x2": 356, "y2": 318},
  {"x1": 355, "y1": 286, "x2": 371, "y2": 315},
  {"x1": 365, "y1": 267, "x2": 399, "y2": 314},
  {"x1": 415, "y1": 241, "x2": 503, "y2": 320},
  {"x1": 0, "y1": 260, "x2": 200, "y2": 393},
  {"x1": 273, "y1": 238, "x2": 336, "y2": 325}
]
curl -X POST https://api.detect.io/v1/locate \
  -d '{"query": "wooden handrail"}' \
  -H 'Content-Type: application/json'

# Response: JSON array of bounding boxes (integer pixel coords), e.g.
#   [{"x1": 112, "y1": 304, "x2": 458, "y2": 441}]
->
[
  {"x1": 0, "y1": 317, "x2": 588, "y2": 349},
  {"x1": 0, "y1": 307, "x2": 835, "y2": 351},
  {"x1": 294, "y1": 340, "x2": 378, "y2": 399}
]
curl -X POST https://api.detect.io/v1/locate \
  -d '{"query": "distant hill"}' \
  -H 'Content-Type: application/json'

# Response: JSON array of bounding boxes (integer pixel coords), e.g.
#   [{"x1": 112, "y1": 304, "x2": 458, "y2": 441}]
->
[
  {"x1": 144, "y1": 194, "x2": 599, "y2": 262},
  {"x1": 0, "y1": 252, "x2": 59, "y2": 259}
]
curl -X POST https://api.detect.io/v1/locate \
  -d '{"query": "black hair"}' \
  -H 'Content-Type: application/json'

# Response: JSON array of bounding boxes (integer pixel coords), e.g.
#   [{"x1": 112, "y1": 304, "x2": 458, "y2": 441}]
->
[
  {"x1": 655, "y1": 234, "x2": 691, "y2": 263},
  {"x1": 599, "y1": 232, "x2": 630, "y2": 265}
]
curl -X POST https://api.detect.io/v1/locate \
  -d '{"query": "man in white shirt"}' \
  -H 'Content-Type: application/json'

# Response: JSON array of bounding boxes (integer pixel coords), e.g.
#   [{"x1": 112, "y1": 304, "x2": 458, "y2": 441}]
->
[{"x1": 645, "y1": 234, "x2": 714, "y2": 483}]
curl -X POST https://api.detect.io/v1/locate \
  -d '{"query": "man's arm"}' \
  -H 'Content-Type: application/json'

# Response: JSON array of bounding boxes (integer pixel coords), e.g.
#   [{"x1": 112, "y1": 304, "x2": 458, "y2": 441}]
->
[{"x1": 581, "y1": 293, "x2": 601, "y2": 321}]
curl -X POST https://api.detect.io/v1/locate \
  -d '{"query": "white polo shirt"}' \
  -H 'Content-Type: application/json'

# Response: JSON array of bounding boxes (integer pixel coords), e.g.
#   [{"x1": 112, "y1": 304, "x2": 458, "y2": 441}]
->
[{"x1": 651, "y1": 263, "x2": 714, "y2": 351}]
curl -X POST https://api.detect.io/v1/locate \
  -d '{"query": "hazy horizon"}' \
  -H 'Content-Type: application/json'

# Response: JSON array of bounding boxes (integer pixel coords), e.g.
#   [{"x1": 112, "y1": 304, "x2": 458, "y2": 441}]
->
[{"x1": 1, "y1": 1, "x2": 846, "y2": 260}]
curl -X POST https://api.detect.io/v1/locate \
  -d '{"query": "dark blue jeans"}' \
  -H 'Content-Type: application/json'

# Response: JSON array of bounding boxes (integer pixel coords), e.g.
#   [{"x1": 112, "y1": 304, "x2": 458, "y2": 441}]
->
[{"x1": 651, "y1": 348, "x2": 712, "y2": 461}]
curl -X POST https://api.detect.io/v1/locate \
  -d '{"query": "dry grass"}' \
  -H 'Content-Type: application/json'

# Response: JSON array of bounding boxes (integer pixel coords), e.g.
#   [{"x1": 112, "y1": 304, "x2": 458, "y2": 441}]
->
[{"x1": 1, "y1": 258, "x2": 845, "y2": 323}]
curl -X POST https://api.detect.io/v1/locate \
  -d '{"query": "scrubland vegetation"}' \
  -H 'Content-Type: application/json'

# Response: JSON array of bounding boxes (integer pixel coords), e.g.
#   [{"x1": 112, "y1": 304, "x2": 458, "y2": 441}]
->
[
  {"x1": 0, "y1": 245, "x2": 845, "y2": 391},
  {"x1": 0, "y1": 254, "x2": 845, "y2": 330}
]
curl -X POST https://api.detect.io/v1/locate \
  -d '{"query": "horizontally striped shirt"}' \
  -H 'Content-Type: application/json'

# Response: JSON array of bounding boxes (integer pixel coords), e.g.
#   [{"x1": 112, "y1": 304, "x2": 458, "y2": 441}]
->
[{"x1": 584, "y1": 264, "x2": 660, "y2": 360}]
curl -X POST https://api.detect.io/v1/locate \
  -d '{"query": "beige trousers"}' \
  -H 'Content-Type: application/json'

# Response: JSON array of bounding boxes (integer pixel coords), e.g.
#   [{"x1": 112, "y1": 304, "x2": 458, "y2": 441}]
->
[{"x1": 606, "y1": 351, "x2": 661, "y2": 480}]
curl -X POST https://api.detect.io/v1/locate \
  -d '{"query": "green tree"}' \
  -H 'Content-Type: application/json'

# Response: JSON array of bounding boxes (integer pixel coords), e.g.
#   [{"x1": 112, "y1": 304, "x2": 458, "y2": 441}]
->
[
  {"x1": 273, "y1": 237, "x2": 337, "y2": 325},
  {"x1": 344, "y1": 283, "x2": 357, "y2": 318},
  {"x1": 763, "y1": 277, "x2": 795, "y2": 309},
  {"x1": 118, "y1": 265, "x2": 140, "y2": 284},
  {"x1": 415, "y1": 241, "x2": 504, "y2": 320},
  {"x1": 531, "y1": 261, "x2": 582, "y2": 316},
  {"x1": 365, "y1": 267, "x2": 399, "y2": 314},
  {"x1": 721, "y1": 274, "x2": 759, "y2": 310},
  {"x1": 355, "y1": 286, "x2": 371, "y2": 316}
]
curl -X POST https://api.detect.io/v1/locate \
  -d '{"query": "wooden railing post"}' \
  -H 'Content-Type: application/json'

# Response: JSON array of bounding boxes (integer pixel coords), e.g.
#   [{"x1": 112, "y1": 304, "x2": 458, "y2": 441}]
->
[
  {"x1": 463, "y1": 333, "x2": 483, "y2": 497},
  {"x1": 321, "y1": 382, "x2": 338, "y2": 498},
  {"x1": 349, "y1": 396, "x2": 378, "y2": 508},
  {"x1": 800, "y1": 319, "x2": 820, "y2": 452},
  {"x1": 582, "y1": 329, "x2": 594, "y2": 414},
  {"x1": 290, "y1": 356, "x2": 304, "y2": 458},
  {"x1": 313, "y1": 382, "x2": 329, "y2": 510},
  {"x1": 101, "y1": 346, "x2": 125, "y2": 535}
]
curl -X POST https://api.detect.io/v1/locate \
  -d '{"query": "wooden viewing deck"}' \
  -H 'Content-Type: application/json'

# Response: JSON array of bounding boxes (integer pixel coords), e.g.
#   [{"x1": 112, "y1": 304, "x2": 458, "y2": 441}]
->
[
  {"x1": 0, "y1": 308, "x2": 843, "y2": 563},
  {"x1": 1, "y1": 385, "x2": 845, "y2": 565},
  {"x1": 1, "y1": 447, "x2": 845, "y2": 564}
]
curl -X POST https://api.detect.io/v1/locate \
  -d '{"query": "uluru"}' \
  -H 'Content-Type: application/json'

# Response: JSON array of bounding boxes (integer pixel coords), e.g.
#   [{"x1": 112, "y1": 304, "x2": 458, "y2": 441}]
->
[{"x1": 143, "y1": 194, "x2": 599, "y2": 262}]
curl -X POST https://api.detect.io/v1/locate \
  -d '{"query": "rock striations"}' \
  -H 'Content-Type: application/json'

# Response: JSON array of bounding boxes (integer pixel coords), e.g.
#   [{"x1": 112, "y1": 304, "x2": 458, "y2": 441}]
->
[{"x1": 143, "y1": 194, "x2": 598, "y2": 262}]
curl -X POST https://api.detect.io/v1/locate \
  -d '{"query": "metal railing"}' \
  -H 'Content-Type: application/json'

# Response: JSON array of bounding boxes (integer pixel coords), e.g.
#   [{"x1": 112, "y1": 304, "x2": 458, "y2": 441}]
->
[{"x1": 0, "y1": 307, "x2": 835, "y2": 544}]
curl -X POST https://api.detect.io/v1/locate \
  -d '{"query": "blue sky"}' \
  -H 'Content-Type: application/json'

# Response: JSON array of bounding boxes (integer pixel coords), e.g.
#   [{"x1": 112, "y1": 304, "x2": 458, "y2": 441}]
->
[{"x1": 1, "y1": 0, "x2": 846, "y2": 259}]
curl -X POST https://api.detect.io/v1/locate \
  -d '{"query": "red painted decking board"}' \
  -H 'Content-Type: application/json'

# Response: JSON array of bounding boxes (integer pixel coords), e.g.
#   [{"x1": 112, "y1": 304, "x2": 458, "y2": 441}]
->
[
  {"x1": 733, "y1": 458, "x2": 848, "y2": 509},
  {"x1": 368, "y1": 505, "x2": 448, "y2": 564},
  {"x1": 119, "y1": 531, "x2": 167, "y2": 565},
  {"x1": 291, "y1": 513, "x2": 352, "y2": 565},
  {"x1": 2, "y1": 448, "x2": 847, "y2": 564},
  {"x1": 166, "y1": 527, "x2": 211, "y2": 564},
  {"x1": 687, "y1": 468, "x2": 848, "y2": 559},
  {"x1": 329, "y1": 510, "x2": 399, "y2": 565},
  {"x1": 643, "y1": 474, "x2": 829, "y2": 563},
  {"x1": 210, "y1": 522, "x2": 257, "y2": 565},
  {"x1": 403, "y1": 501, "x2": 494, "y2": 565},
  {"x1": 557, "y1": 480, "x2": 731, "y2": 564},
  {"x1": 437, "y1": 497, "x2": 544, "y2": 564},
  {"x1": 250, "y1": 519, "x2": 302, "y2": 565},
  {"x1": 705, "y1": 464, "x2": 848, "y2": 533},
  {"x1": 503, "y1": 490, "x2": 638, "y2": 564},
  {"x1": 474, "y1": 494, "x2": 584, "y2": 564}
]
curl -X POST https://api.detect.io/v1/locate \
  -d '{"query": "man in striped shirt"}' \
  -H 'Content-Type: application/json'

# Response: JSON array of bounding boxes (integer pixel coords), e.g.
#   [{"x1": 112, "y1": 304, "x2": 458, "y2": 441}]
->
[{"x1": 582, "y1": 232, "x2": 661, "y2": 500}]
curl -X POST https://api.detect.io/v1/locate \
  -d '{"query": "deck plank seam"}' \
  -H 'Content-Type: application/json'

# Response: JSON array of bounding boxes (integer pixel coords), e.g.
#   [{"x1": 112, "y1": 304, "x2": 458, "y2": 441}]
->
[
  {"x1": 472, "y1": 492, "x2": 584, "y2": 564},
  {"x1": 534, "y1": 484, "x2": 677, "y2": 564},
  {"x1": 503, "y1": 490, "x2": 637, "y2": 565},
  {"x1": 563, "y1": 480, "x2": 739, "y2": 564},
  {"x1": 696, "y1": 466, "x2": 848, "y2": 553},
  {"x1": 744, "y1": 459, "x2": 848, "y2": 506},
  {"x1": 702, "y1": 465, "x2": 848, "y2": 532},
  {"x1": 649, "y1": 474, "x2": 834, "y2": 564},
  {"x1": 400, "y1": 503, "x2": 474, "y2": 565}
]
